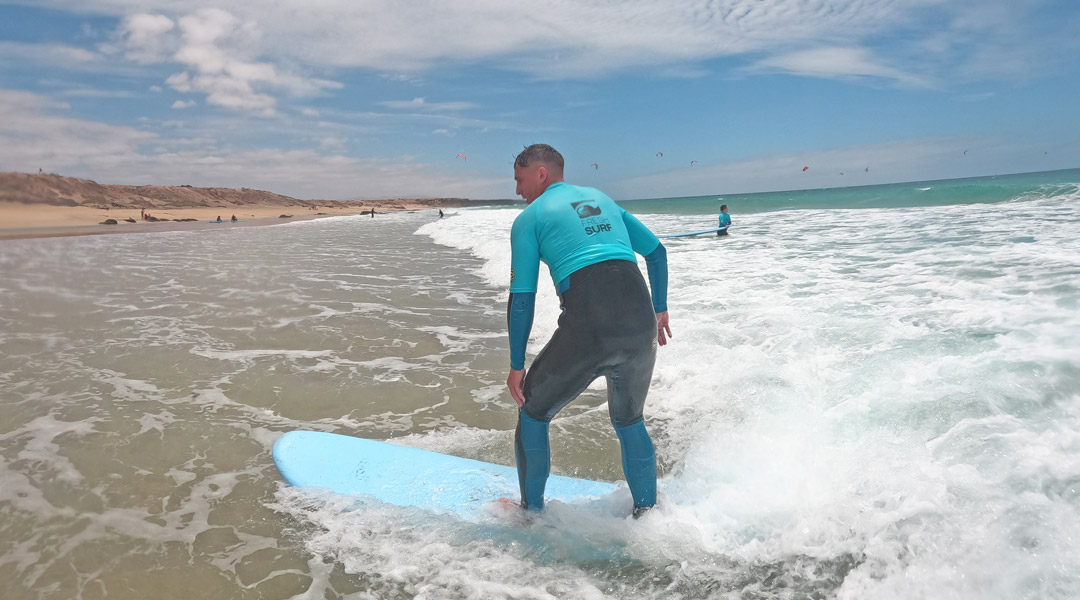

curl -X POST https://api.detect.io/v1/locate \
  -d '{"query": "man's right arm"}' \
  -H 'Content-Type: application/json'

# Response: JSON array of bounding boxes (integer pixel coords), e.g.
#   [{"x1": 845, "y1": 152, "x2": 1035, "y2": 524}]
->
[
  {"x1": 507, "y1": 215, "x2": 541, "y2": 404},
  {"x1": 507, "y1": 292, "x2": 535, "y2": 371}
]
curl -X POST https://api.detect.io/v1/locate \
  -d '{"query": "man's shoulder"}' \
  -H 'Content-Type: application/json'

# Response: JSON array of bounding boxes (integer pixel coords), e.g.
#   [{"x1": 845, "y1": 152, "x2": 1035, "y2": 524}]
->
[
  {"x1": 559, "y1": 182, "x2": 607, "y2": 198},
  {"x1": 540, "y1": 183, "x2": 615, "y2": 208},
  {"x1": 511, "y1": 202, "x2": 537, "y2": 231}
]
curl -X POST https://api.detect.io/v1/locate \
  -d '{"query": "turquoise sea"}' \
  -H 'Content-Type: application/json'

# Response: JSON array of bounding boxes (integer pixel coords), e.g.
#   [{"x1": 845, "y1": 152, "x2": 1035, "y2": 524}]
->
[
  {"x1": 1, "y1": 168, "x2": 1078, "y2": 599},
  {"x1": 622, "y1": 168, "x2": 1080, "y2": 214}
]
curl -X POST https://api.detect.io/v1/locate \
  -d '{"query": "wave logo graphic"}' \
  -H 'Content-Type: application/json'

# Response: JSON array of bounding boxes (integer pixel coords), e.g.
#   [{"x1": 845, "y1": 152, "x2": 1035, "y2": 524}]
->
[{"x1": 572, "y1": 201, "x2": 602, "y2": 219}]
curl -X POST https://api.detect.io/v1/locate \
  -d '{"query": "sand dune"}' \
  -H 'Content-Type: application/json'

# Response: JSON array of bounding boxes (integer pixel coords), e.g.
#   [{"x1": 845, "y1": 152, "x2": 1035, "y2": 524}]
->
[
  {"x1": 0, "y1": 171, "x2": 480, "y2": 210},
  {"x1": 0, "y1": 172, "x2": 513, "y2": 240}
]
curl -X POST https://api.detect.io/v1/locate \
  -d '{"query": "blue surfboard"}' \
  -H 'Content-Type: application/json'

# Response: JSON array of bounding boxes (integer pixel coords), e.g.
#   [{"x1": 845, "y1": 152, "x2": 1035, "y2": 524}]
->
[
  {"x1": 657, "y1": 226, "x2": 728, "y2": 239},
  {"x1": 273, "y1": 430, "x2": 618, "y2": 517}
]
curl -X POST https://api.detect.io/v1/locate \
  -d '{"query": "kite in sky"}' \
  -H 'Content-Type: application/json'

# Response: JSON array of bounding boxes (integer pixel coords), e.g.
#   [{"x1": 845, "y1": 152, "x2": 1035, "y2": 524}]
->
[
  {"x1": 803, "y1": 165, "x2": 810, "y2": 172},
  {"x1": 690, "y1": 160, "x2": 698, "y2": 166},
  {"x1": 456, "y1": 153, "x2": 467, "y2": 162},
  {"x1": 656, "y1": 152, "x2": 664, "y2": 157},
  {"x1": 591, "y1": 163, "x2": 599, "y2": 169}
]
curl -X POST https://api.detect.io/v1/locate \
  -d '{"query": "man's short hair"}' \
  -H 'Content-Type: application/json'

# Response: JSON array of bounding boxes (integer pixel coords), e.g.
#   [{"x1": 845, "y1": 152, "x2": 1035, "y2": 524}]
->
[
  {"x1": 515, "y1": 144, "x2": 564, "y2": 171},
  {"x1": 720, "y1": 204, "x2": 728, "y2": 211}
]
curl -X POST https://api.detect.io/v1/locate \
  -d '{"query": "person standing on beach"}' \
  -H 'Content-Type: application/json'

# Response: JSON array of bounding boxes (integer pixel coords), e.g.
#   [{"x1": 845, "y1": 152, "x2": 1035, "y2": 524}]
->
[
  {"x1": 506, "y1": 143, "x2": 671, "y2": 517},
  {"x1": 718, "y1": 204, "x2": 731, "y2": 235}
]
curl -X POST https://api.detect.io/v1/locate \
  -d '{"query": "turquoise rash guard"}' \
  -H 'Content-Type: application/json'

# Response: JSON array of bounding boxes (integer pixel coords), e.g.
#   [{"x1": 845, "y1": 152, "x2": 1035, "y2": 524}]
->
[
  {"x1": 507, "y1": 182, "x2": 668, "y2": 370},
  {"x1": 718, "y1": 213, "x2": 731, "y2": 228}
]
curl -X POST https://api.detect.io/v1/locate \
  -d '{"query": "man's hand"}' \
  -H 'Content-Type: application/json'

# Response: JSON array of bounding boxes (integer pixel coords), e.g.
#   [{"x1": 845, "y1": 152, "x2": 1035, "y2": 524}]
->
[
  {"x1": 656, "y1": 311, "x2": 672, "y2": 346},
  {"x1": 506, "y1": 368, "x2": 526, "y2": 407}
]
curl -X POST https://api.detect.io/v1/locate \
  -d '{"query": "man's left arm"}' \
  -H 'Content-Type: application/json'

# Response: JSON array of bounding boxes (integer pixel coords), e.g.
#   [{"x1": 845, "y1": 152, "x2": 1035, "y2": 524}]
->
[{"x1": 621, "y1": 210, "x2": 673, "y2": 345}]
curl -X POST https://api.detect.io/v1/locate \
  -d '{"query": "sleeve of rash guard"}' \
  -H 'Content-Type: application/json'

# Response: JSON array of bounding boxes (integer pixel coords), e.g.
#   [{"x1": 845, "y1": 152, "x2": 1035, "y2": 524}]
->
[
  {"x1": 509, "y1": 214, "x2": 541, "y2": 294},
  {"x1": 621, "y1": 209, "x2": 660, "y2": 256},
  {"x1": 507, "y1": 292, "x2": 536, "y2": 370},
  {"x1": 507, "y1": 213, "x2": 540, "y2": 369},
  {"x1": 643, "y1": 244, "x2": 668, "y2": 313},
  {"x1": 621, "y1": 209, "x2": 668, "y2": 313}
]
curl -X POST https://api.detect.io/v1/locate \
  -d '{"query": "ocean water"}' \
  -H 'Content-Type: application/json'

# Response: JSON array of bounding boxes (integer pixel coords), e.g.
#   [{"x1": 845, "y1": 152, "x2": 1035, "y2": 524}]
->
[{"x1": 1, "y1": 169, "x2": 1079, "y2": 599}]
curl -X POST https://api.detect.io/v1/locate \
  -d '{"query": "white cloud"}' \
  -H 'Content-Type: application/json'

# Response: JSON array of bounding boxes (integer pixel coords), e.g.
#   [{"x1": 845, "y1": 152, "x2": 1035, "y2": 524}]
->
[
  {"x1": 391, "y1": 97, "x2": 425, "y2": 107},
  {"x1": 381, "y1": 97, "x2": 476, "y2": 111},
  {"x1": 0, "y1": 41, "x2": 99, "y2": 65},
  {"x1": 15, "y1": 1, "x2": 1072, "y2": 87},
  {"x1": 319, "y1": 136, "x2": 346, "y2": 151},
  {"x1": 0, "y1": 89, "x2": 508, "y2": 199},
  {"x1": 107, "y1": 8, "x2": 342, "y2": 116},
  {"x1": 60, "y1": 88, "x2": 136, "y2": 98},
  {"x1": 115, "y1": 13, "x2": 176, "y2": 63},
  {"x1": 172, "y1": 99, "x2": 196, "y2": 109},
  {"x1": 0, "y1": 89, "x2": 156, "y2": 172},
  {"x1": 164, "y1": 9, "x2": 345, "y2": 115},
  {"x1": 750, "y1": 46, "x2": 932, "y2": 87},
  {"x1": 81, "y1": 1, "x2": 915, "y2": 80}
]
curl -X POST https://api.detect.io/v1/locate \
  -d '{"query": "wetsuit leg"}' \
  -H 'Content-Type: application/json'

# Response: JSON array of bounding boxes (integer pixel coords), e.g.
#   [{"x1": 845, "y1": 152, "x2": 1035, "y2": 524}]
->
[
  {"x1": 605, "y1": 331, "x2": 658, "y2": 509},
  {"x1": 515, "y1": 304, "x2": 603, "y2": 511},
  {"x1": 614, "y1": 420, "x2": 657, "y2": 508},
  {"x1": 520, "y1": 322, "x2": 603, "y2": 421},
  {"x1": 517, "y1": 260, "x2": 659, "y2": 510},
  {"x1": 515, "y1": 307, "x2": 603, "y2": 510},
  {"x1": 514, "y1": 409, "x2": 550, "y2": 510},
  {"x1": 604, "y1": 335, "x2": 656, "y2": 427}
]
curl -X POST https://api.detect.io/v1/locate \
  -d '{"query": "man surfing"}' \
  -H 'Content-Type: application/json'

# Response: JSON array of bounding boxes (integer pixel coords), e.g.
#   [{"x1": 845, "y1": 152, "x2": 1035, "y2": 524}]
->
[{"x1": 506, "y1": 144, "x2": 671, "y2": 518}]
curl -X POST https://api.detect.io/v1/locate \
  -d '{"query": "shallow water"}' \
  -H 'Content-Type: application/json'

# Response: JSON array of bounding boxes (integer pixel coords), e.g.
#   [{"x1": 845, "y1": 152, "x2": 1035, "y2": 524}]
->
[{"x1": 2, "y1": 174, "x2": 1080, "y2": 599}]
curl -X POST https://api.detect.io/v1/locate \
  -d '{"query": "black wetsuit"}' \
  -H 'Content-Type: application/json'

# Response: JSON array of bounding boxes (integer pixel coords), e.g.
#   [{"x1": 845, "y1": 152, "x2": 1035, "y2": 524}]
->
[{"x1": 519, "y1": 260, "x2": 657, "y2": 426}]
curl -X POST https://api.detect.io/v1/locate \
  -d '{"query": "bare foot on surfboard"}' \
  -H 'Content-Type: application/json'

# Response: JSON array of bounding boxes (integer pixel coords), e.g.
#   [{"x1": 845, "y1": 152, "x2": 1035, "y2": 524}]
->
[{"x1": 485, "y1": 497, "x2": 534, "y2": 525}]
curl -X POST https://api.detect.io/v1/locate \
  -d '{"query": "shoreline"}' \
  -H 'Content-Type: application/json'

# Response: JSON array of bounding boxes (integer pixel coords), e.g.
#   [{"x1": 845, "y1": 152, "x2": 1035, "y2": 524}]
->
[{"x1": 0, "y1": 202, "x2": 435, "y2": 241}]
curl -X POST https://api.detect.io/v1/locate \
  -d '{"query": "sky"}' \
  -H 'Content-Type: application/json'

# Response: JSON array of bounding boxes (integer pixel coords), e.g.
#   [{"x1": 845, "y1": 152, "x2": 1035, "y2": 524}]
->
[{"x1": 1, "y1": 0, "x2": 1079, "y2": 201}]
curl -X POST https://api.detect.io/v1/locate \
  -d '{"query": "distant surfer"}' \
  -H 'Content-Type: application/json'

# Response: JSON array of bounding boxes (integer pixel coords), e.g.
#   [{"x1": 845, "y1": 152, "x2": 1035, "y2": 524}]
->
[
  {"x1": 439, "y1": 209, "x2": 444, "y2": 218},
  {"x1": 506, "y1": 144, "x2": 671, "y2": 518},
  {"x1": 231, "y1": 214, "x2": 237, "y2": 222},
  {"x1": 717, "y1": 204, "x2": 731, "y2": 236}
]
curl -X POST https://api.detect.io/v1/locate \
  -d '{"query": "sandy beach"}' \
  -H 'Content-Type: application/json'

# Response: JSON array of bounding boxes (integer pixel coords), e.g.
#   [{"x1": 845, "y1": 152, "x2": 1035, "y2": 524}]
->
[
  {"x1": 0, "y1": 172, "x2": 494, "y2": 240},
  {"x1": 0, "y1": 201, "x2": 413, "y2": 240}
]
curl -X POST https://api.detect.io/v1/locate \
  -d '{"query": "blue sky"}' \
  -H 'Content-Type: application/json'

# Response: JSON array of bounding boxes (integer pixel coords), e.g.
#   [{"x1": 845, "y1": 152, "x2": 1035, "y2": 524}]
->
[{"x1": 1, "y1": 0, "x2": 1079, "y2": 200}]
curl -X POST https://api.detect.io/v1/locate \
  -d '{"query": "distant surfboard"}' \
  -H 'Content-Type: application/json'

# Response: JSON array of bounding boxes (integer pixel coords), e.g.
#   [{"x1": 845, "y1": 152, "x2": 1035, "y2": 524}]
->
[
  {"x1": 657, "y1": 226, "x2": 728, "y2": 239},
  {"x1": 273, "y1": 430, "x2": 617, "y2": 518}
]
